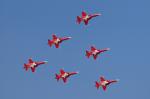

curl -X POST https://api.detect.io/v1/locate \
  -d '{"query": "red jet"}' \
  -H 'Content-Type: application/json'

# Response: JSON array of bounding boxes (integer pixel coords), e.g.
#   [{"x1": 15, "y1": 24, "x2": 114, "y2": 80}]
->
[
  {"x1": 95, "y1": 76, "x2": 118, "y2": 91},
  {"x1": 55, "y1": 69, "x2": 78, "y2": 83},
  {"x1": 48, "y1": 34, "x2": 71, "y2": 48},
  {"x1": 24, "y1": 58, "x2": 47, "y2": 72},
  {"x1": 86, "y1": 46, "x2": 110, "y2": 60},
  {"x1": 77, "y1": 11, "x2": 101, "y2": 25}
]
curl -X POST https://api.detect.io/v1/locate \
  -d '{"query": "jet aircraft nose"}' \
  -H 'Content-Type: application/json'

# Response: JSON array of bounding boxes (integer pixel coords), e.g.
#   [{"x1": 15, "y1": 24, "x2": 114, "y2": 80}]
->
[
  {"x1": 116, "y1": 79, "x2": 120, "y2": 81},
  {"x1": 76, "y1": 71, "x2": 79, "y2": 74},
  {"x1": 44, "y1": 61, "x2": 48, "y2": 63},
  {"x1": 97, "y1": 13, "x2": 102, "y2": 16},
  {"x1": 68, "y1": 37, "x2": 72, "y2": 39},
  {"x1": 106, "y1": 48, "x2": 110, "y2": 50}
]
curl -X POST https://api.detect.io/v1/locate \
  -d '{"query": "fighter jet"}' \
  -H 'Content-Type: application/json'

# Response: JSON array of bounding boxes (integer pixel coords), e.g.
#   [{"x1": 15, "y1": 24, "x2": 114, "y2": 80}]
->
[
  {"x1": 95, "y1": 76, "x2": 118, "y2": 91},
  {"x1": 77, "y1": 11, "x2": 101, "y2": 25},
  {"x1": 55, "y1": 69, "x2": 78, "y2": 83},
  {"x1": 24, "y1": 58, "x2": 47, "y2": 72},
  {"x1": 48, "y1": 34, "x2": 72, "y2": 48},
  {"x1": 86, "y1": 46, "x2": 110, "y2": 60}
]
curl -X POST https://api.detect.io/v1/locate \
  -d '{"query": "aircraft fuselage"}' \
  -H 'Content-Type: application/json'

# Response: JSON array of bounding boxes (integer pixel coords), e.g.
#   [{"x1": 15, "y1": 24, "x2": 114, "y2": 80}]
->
[
  {"x1": 83, "y1": 15, "x2": 89, "y2": 20},
  {"x1": 62, "y1": 73, "x2": 69, "y2": 78},
  {"x1": 54, "y1": 38, "x2": 61, "y2": 44},
  {"x1": 101, "y1": 81, "x2": 109, "y2": 86},
  {"x1": 29, "y1": 62, "x2": 37, "y2": 68},
  {"x1": 92, "y1": 50, "x2": 99, "y2": 55}
]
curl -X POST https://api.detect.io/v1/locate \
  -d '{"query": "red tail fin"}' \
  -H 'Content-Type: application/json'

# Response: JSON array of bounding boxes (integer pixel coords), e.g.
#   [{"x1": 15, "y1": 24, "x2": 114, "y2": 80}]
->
[
  {"x1": 60, "y1": 69, "x2": 65, "y2": 74},
  {"x1": 48, "y1": 39, "x2": 53, "y2": 47},
  {"x1": 77, "y1": 16, "x2": 82, "y2": 24},
  {"x1": 28, "y1": 58, "x2": 33, "y2": 63},
  {"x1": 82, "y1": 11, "x2": 87, "y2": 17},
  {"x1": 86, "y1": 50, "x2": 91, "y2": 58},
  {"x1": 52, "y1": 34, "x2": 57, "y2": 40},
  {"x1": 95, "y1": 81, "x2": 100, "y2": 89},
  {"x1": 91, "y1": 46, "x2": 96, "y2": 51},
  {"x1": 100, "y1": 76, "x2": 105, "y2": 81},
  {"x1": 55, "y1": 74, "x2": 60, "y2": 81}
]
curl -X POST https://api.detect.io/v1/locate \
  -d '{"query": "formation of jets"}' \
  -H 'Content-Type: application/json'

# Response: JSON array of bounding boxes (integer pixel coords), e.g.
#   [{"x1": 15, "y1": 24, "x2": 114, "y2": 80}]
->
[
  {"x1": 23, "y1": 2, "x2": 119, "y2": 92},
  {"x1": 23, "y1": 33, "x2": 118, "y2": 90}
]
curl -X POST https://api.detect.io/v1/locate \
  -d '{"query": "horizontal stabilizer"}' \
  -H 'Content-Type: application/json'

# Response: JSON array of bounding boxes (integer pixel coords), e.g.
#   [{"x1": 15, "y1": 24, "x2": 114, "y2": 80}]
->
[
  {"x1": 48, "y1": 39, "x2": 53, "y2": 47},
  {"x1": 24, "y1": 64, "x2": 28, "y2": 71},
  {"x1": 55, "y1": 74, "x2": 60, "y2": 81},
  {"x1": 86, "y1": 50, "x2": 91, "y2": 58},
  {"x1": 77, "y1": 16, "x2": 82, "y2": 24},
  {"x1": 95, "y1": 81, "x2": 100, "y2": 89}
]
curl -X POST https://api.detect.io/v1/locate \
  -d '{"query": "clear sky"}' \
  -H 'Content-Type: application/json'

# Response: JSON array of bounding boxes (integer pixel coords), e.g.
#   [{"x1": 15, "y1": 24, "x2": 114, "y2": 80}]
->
[{"x1": 1, "y1": 0, "x2": 150, "y2": 99}]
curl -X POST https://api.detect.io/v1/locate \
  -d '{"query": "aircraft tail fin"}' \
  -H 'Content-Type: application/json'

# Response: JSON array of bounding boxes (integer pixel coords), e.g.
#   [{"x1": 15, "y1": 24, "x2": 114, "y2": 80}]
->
[
  {"x1": 77, "y1": 16, "x2": 82, "y2": 24},
  {"x1": 100, "y1": 76, "x2": 105, "y2": 81},
  {"x1": 48, "y1": 39, "x2": 53, "y2": 47},
  {"x1": 52, "y1": 34, "x2": 57, "y2": 39},
  {"x1": 86, "y1": 50, "x2": 91, "y2": 58},
  {"x1": 95, "y1": 81, "x2": 100, "y2": 89},
  {"x1": 29, "y1": 58, "x2": 33, "y2": 63},
  {"x1": 82, "y1": 11, "x2": 87, "y2": 17},
  {"x1": 91, "y1": 46, "x2": 96, "y2": 51}
]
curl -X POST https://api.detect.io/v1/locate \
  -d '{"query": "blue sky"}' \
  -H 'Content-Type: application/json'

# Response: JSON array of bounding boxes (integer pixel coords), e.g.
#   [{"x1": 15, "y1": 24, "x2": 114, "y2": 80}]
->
[{"x1": 1, "y1": 0, "x2": 150, "y2": 99}]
